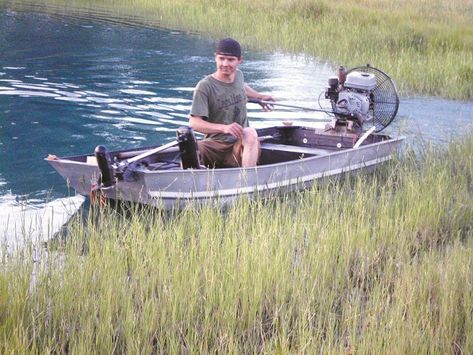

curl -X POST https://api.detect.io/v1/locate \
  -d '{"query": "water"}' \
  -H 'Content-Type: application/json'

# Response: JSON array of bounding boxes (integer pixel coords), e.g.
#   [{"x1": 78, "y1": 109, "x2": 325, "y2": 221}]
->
[{"x1": 1, "y1": 7, "x2": 472, "y2": 245}]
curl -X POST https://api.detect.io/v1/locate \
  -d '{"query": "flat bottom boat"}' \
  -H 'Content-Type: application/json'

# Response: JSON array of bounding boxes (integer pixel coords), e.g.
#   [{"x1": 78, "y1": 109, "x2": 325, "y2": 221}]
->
[{"x1": 46, "y1": 125, "x2": 405, "y2": 209}]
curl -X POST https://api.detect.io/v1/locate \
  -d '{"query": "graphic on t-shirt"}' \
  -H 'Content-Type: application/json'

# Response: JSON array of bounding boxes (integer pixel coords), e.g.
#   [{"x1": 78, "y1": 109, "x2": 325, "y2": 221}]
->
[{"x1": 217, "y1": 92, "x2": 244, "y2": 109}]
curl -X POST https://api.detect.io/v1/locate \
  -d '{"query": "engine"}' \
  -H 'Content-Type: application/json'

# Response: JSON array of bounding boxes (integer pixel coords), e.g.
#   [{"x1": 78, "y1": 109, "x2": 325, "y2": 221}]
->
[{"x1": 325, "y1": 68, "x2": 376, "y2": 129}]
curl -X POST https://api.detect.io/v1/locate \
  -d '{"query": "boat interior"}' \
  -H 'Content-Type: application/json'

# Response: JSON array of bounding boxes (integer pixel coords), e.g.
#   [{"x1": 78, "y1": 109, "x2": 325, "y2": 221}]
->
[{"x1": 65, "y1": 126, "x2": 390, "y2": 171}]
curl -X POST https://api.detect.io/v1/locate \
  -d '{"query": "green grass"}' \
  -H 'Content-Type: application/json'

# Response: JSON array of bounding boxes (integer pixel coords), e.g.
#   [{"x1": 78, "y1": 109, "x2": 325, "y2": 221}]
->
[
  {"x1": 1, "y1": 132, "x2": 472, "y2": 353},
  {"x1": 5, "y1": 0, "x2": 473, "y2": 99}
]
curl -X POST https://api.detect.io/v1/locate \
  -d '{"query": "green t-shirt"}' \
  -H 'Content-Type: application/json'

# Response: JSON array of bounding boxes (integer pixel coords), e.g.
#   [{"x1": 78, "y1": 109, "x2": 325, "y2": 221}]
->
[{"x1": 190, "y1": 70, "x2": 248, "y2": 143}]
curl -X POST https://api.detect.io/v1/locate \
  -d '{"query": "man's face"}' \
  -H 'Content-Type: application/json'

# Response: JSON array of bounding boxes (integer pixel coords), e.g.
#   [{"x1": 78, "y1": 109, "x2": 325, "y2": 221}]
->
[{"x1": 215, "y1": 54, "x2": 242, "y2": 77}]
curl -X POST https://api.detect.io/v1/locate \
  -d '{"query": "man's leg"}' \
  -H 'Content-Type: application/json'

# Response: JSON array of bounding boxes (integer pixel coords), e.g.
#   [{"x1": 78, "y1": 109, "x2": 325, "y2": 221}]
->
[
  {"x1": 240, "y1": 127, "x2": 260, "y2": 167},
  {"x1": 198, "y1": 140, "x2": 233, "y2": 168}
]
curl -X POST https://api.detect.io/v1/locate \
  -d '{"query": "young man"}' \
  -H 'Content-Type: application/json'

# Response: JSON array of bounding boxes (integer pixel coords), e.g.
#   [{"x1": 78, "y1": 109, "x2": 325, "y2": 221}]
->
[{"x1": 189, "y1": 38, "x2": 274, "y2": 168}]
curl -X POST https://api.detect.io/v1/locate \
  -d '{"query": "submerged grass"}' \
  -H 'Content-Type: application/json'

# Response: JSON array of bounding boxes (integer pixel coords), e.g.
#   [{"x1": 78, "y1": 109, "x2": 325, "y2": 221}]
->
[
  {"x1": 1, "y1": 132, "x2": 472, "y2": 353},
  {"x1": 6, "y1": 0, "x2": 473, "y2": 99}
]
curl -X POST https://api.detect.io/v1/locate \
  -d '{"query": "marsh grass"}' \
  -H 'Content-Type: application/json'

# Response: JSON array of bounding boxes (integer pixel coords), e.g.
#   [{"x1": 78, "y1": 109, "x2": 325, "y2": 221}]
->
[
  {"x1": 1, "y1": 133, "x2": 472, "y2": 353},
  {"x1": 7, "y1": 0, "x2": 473, "y2": 99}
]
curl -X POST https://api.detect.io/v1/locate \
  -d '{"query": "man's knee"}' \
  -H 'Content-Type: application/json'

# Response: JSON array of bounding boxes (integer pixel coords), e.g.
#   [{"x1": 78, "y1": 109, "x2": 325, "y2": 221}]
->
[{"x1": 242, "y1": 127, "x2": 259, "y2": 146}]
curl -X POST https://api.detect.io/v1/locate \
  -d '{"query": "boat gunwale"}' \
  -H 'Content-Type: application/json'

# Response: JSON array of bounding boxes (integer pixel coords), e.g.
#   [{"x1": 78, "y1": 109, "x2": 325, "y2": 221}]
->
[
  {"x1": 115, "y1": 134, "x2": 406, "y2": 176},
  {"x1": 46, "y1": 134, "x2": 405, "y2": 176}
]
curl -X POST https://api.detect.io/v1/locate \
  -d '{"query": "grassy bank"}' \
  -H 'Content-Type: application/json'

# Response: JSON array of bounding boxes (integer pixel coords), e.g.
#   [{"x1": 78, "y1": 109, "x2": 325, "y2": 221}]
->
[
  {"x1": 1, "y1": 133, "x2": 472, "y2": 353},
  {"x1": 5, "y1": 0, "x2": 473, "y2": 99}
]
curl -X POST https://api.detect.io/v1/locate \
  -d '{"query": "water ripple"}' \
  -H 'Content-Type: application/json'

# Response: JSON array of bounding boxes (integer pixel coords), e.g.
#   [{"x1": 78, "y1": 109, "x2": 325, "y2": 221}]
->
[{"x1": 120, "y1": 88, "x2": 156, "y2": 95}]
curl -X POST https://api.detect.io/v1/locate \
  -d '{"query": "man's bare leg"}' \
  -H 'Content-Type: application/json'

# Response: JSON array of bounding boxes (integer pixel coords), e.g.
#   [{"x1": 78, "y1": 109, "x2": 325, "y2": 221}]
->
[{"x1": 241, "y1": 127, "x2": 260, "y2": 167}]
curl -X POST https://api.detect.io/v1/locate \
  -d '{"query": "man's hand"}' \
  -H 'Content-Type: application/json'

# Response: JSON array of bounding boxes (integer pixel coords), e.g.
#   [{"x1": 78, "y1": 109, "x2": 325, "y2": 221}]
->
[
  {"x1": 244, "y1": 84, "x2": 275, "y2": 112},
  {"x1": 222, "y1": 122, "x2": 244, "y2": 138},
  {"x1": 189, "y1": 116, "x2": 245, "y2": 139},
  {"x1": 258, "y1": 95, "x2": 275, "y2": 111}
]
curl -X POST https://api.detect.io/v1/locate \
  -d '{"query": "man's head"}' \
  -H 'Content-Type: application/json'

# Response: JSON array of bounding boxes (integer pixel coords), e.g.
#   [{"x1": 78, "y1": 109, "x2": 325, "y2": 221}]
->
[
  {"x1": 214, "y1": 38, "x2": 243, "y2": 79},
  {"x1": 215, "y1": 38, "x2": 241, "y2": 58}
]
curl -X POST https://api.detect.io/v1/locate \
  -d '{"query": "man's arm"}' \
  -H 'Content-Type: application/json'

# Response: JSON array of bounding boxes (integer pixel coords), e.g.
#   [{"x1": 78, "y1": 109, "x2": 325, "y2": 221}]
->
[
  {"x1": 189, "y1": 115, "x2": 244, "y2": 139},
  {"x1": 244, "y1": 84, "x2": 274, "y2": 111}
]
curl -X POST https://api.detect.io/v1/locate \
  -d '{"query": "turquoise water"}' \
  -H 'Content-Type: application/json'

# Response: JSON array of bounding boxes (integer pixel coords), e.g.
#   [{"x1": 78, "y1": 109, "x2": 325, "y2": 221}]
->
[{"x1": 1, "y1": 7, "x2": 472, "y2": 243}]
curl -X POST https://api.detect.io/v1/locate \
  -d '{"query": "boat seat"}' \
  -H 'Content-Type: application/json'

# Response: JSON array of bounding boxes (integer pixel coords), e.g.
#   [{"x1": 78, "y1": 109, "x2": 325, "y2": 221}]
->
[{"x1": 260, "y1": 143, "x2": 332, "y2": 156}]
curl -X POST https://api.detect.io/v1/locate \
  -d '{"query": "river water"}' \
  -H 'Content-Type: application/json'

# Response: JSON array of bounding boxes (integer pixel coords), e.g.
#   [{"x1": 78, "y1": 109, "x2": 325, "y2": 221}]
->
[{"x1": 1, "y1": 7, "x2": 472, "y2": 246}]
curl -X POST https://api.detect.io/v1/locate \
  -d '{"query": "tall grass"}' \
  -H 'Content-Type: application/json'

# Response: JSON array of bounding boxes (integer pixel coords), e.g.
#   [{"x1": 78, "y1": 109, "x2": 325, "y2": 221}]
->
[
  {"x1": 1, "y1": 132, "x2": 472, "y2": 353},
  {"x1": 6, "y1": 0, "x2": 473, "y2": 99}
]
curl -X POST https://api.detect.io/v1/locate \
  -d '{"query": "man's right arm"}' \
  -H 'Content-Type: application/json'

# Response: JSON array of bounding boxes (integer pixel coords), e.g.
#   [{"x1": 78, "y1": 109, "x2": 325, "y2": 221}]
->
[{"x1": 189, "y1": 115, "x2": 243, "y2": 139}]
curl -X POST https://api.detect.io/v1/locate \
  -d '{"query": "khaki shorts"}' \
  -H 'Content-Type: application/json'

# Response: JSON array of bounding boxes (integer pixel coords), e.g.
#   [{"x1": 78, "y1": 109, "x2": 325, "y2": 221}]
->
[{"x1": 197, "y1": 139, "x2": 243, "y2": 168}]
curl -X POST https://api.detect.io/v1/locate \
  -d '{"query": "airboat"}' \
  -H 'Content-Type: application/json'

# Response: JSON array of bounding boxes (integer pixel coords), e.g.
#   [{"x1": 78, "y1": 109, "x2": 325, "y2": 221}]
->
[{"x1": 47, "y1": 65, "x2": 405, "y2": 209}]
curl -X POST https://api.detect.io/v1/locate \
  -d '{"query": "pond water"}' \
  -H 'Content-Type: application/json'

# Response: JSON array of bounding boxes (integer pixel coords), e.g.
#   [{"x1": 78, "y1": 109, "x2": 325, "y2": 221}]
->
[{"x1": 1, "y1": 6, "x2": 472, "y2": 244}]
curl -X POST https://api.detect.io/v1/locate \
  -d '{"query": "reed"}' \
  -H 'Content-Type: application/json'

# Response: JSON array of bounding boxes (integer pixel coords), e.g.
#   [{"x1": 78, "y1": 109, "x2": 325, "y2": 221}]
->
[
  {"x1": 1, "y1": 132, "x2": 472, "y2": 353},
  {"x1": 7, "y1": 0, "x2": 473, "y2": 99}
]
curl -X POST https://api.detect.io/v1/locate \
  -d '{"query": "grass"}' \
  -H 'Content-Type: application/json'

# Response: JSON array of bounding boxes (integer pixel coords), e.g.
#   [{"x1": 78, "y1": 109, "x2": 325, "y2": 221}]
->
[
  {"x1": 1, "y1": 132, "x2": 472, "y2": 353},
  {"x1": 4, "y1": 0, "x2": 473, "y2": 99}
]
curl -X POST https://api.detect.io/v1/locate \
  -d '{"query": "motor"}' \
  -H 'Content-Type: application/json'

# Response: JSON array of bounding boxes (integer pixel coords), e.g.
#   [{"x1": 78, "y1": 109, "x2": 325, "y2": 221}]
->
[{"x1": 326, "y1": 70, "x2": 376, "y2": 122}]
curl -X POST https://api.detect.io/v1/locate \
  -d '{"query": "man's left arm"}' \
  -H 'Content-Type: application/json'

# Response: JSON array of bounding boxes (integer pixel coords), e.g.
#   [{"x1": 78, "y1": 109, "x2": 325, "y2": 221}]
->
[{"x1": 244, "y1": 84, "x2": 274, "y2": 111}]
